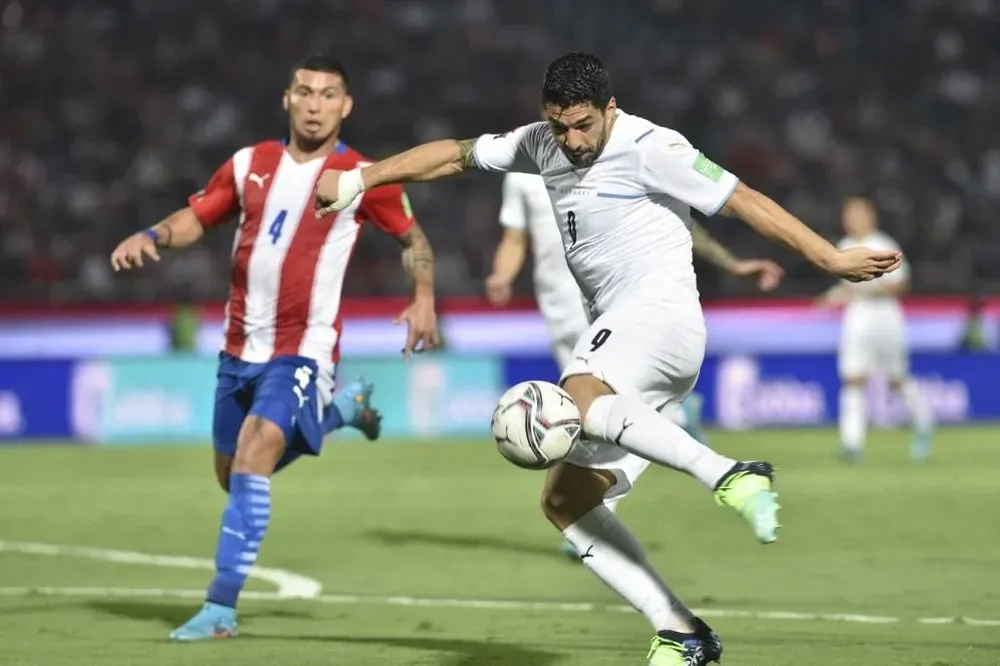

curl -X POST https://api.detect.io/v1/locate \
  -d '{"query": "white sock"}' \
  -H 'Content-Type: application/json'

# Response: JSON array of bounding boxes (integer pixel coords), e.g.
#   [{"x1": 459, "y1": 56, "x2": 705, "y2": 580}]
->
[
  {"x1": 839, "y1": 385, "x2": 867, "y2": 451},
  {"x1": 899, "y1": 379, "x2": 933, "y2": 434},
  {"x1": 563, "y1": 504, "x2": 695, "y2": 633},
  {"x1": 584, "y1": 394, "x2": 734, "y2": 490}
]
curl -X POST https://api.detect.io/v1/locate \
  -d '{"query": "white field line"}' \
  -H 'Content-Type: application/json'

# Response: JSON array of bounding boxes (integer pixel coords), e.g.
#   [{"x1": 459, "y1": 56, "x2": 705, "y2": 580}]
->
[
  {"x1": 0, "y1": 540, "x2": 321, "y2": 599},
  {"x1": 1, "y1": 541, "x2": 998, "y2": 628}
]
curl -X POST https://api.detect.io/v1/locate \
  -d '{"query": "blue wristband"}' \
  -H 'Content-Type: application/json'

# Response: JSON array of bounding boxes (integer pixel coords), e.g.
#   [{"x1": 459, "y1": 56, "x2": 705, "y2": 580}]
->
[{"x1": 142, "y1": 228, "x2": 161, "y2": 244}]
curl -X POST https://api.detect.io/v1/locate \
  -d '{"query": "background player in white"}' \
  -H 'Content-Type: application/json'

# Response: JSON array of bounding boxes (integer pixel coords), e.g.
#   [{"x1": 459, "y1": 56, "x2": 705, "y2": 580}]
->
[
  {"x1": 486, "y1": 172, "x2": 785, "y2": 559},
  {"x1": 818, "y1": 196, "x2": 933, "y2": 461},
  {"x1": 314, "y1": 52, "x2": 900, "y2": 665}
]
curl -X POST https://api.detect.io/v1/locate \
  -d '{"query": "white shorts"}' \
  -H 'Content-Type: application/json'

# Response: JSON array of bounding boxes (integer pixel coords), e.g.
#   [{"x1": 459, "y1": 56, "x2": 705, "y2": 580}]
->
[
  {"x1": 839, "y1": 324, "x2": 909, "y2": 380},
  {"x1": 559, "y1": 296, "x2": 706, "y2": 500}
]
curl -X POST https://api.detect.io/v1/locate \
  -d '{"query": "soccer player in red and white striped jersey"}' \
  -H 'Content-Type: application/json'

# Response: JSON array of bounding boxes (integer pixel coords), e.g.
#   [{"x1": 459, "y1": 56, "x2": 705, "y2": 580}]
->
[{"x1": 110, "y1": 54, "x2": 439, "y2": 641}]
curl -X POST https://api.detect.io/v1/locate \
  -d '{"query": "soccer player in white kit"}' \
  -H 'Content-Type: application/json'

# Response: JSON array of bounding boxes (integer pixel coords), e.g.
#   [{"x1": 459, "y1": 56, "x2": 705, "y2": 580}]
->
[
  {"x1": 486, "y1": 172, "x2": 785, "y2": 559},
  {"x1": 818, "y1": 197, "x2": 933, "y2": 461},
  {"x1": 314, "y1": 53, "x2": 901, "y2": 665}
]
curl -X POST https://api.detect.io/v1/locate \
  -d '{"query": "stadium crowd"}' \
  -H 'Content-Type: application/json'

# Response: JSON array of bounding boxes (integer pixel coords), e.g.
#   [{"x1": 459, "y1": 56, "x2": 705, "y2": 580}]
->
[{"x1": 2, "y1": 0, "x2": 998, "y2": 302}]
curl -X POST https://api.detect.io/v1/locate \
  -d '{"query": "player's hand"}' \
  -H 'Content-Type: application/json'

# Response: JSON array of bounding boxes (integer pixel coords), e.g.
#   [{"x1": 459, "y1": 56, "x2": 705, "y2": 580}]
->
[
  {"x1": 395, "y1": 297, "x2": 440, "y2": 360},
  {"x1": 314, "y1": 168, "x2": 365, "y2": 218},
  {"x1": 728, "y1": 259, "x2": 784, "y2": 292},
  {"x1": 110, "y1": 231, "x2": 160, "y2": 271},
  {"x1": 485, "y1": 273, "x2": 514, "y2": 306},
  {"x1": 828, "y1": 247, "x2": 901, "y2": 282}
]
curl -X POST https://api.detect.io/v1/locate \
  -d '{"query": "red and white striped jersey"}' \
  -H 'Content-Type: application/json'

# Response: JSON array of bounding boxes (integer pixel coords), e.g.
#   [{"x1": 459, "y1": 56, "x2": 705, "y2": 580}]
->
[{"x1": 189, "y1": 139, "x2": 414, "y2": 369}]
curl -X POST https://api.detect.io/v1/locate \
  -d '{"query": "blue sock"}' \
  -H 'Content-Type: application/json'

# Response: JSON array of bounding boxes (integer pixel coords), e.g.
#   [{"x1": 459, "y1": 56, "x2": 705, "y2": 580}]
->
[
  {"x1": 322, "y1": 404, "x2": 344, "y2": 433},
  {"x1": 206, "y1": 473, "x2": 271, "y2": 608}
]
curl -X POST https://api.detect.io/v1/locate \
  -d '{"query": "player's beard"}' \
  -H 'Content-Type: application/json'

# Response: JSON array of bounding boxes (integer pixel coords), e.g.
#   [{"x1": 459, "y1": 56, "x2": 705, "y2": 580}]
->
[
  {"x1": 564, "y1": 129, "x2": 609, "y2": 168},
  {"x1": 292, "y1": 121, "x2": 339, "y2": 153}
]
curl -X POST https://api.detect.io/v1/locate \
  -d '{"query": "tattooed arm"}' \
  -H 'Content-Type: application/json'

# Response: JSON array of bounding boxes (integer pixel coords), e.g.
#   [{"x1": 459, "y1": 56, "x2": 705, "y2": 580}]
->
[
  {"x1": 395, "y1": 221, "x2": 439, "y2": 357},
  {"x1": 316, "y1": 126, "x2": 541, "y2": 216},
  {"x1": 360, "y1": 139, "x2": 479, "y2": 188},
  {"x1": 397, "y1": 222, "x2": 436, "y2": 301}
]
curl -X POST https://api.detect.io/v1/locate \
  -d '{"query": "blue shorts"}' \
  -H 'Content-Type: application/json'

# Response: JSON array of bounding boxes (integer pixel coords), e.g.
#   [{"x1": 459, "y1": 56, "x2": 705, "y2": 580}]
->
[{"x1": 213, "y1": 352, "x2": 332, "y2": 462}]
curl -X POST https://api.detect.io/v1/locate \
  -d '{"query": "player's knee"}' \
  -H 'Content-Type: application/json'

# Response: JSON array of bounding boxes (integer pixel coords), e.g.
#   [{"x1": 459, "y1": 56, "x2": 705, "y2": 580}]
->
[
  {"x1": 541, "y1": 465, "x2": 613, "y2": 529},
  {"x1": 560, "y1": 374, "x2": 614, "y2": 424},
  {"x1": 232, "y1": 415, "x2": 286, "y2": 477}
]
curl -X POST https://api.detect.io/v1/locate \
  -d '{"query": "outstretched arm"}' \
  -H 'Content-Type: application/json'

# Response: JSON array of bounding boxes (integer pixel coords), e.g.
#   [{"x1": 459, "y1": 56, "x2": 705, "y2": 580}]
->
[
  {"x1": 719, "y1": 183, "x2": 900, "y2": 282},
  {"x1": 111, "y1": 157, "x2": 238, "y2": 271},
  {"x1": 110, "y1": 208, "x2": 212, "y2": 271},
  {"x1": 316, "y1": 125, "x2": 541, "y2": 216},
  {"x1": 366, "y1": 139, "x2": 480, "y2": 187},
  {"x1": 640, "y1": 135, "x2": 900, "y2": 282},
  {"x1": 315, "y1": 139, "x2": 477, "y2": 217},
  {"x1": 719, "y1": 183, "x2": 838, "y2": 271}
]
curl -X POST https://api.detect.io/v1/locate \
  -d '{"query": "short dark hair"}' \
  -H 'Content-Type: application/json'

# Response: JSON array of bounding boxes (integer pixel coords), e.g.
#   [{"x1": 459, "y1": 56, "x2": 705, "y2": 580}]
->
[
  {"x1": 541, "y1": 52, "x2": 612, "y2": 109},
  {"x1": 289, "y1": 54, "x2": 350, "y2": 91}
]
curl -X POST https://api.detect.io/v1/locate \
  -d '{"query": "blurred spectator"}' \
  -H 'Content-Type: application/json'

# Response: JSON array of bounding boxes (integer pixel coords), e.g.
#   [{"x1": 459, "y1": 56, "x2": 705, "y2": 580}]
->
[
  {"x1": 959, "y1": 294, "x2": 990, "y2": 351},
  {"x1": 169, "y1": 301, "x2": 200, "y2": 352},
  {"x1": 1, "y1": 0, "x2": 998, "y2": 303}
]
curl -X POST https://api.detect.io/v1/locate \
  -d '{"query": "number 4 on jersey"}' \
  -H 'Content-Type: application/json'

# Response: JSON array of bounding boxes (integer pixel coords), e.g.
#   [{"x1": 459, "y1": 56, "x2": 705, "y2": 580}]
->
[{"x1": 268, "y1": 209, "x2": 288, "y2": 245}]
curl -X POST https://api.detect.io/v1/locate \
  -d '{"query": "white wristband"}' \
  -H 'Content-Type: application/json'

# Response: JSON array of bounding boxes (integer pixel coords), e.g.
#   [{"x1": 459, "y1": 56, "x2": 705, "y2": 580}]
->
[{"x1": 337, "y1": 168, "x2": 366, "y2": 207}]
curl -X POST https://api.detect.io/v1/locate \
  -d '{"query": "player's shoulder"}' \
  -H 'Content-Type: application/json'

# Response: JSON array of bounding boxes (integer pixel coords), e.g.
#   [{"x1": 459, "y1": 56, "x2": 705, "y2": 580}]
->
[
  {"x1": 616, "y1": 110, "x2": 689, "y2": 150},
  {"x1": 322, "y1": 141, "x2": 373, "y2": 170}
]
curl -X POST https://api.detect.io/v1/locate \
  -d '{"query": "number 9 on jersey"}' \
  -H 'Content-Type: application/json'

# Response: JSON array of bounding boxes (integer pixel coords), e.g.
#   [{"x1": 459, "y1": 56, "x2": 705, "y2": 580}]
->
[{"x1": 491, "y1": 381, "x2": 582, "y2": 470}]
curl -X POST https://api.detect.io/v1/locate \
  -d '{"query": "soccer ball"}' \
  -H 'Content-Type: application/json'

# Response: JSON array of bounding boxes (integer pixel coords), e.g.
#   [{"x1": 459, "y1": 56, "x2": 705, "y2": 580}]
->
[{"x1": 491, "y1": 381, "x2": 582, "y2": 470}]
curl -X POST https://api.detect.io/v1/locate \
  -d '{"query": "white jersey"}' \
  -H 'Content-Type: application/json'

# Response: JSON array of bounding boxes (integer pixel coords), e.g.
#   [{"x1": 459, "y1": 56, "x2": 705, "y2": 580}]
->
[
  {"x1": 499, "y1": 173, "x2": 588, "y2": 344},
  {"x1": 836, "y1": 231, "x2": 909, "y2": 332},
  {"x1": 474, "y1": 110, "x2": 738, "y2": 318}
]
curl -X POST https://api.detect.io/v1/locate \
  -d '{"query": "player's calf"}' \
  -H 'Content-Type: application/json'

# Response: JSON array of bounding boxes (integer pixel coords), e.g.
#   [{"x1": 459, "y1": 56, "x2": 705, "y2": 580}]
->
[
  {"x1": 839, "y1": 376, "x2": 868, "y2": 461},
  {"x1": 547, "y1": 464, "x2": 712, "y2": 644},
  {"x1": 889, "y1": 377, "x2": 934, "y2": 461},
  {"x1": 172, "y1": 416, "x2": 285, "y2": 642}
]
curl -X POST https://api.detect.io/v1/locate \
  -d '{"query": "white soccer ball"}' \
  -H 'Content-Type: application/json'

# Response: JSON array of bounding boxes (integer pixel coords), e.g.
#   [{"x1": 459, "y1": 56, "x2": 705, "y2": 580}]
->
[{"x1": 491, "y1": 381, "x2": 582, "y2": 470}]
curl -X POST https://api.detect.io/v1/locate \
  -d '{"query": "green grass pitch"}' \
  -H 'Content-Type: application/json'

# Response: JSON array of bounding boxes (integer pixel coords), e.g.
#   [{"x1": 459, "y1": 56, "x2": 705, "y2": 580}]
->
[{"x1": 0, "y1": 427, "x2": 997, "y2": 665}]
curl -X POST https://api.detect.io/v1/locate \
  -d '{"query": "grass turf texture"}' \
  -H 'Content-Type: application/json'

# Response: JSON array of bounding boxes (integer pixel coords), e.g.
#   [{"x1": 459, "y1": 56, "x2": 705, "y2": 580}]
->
[{"x1": 0, "y1": 428, "x2": 996, "y2": 665}]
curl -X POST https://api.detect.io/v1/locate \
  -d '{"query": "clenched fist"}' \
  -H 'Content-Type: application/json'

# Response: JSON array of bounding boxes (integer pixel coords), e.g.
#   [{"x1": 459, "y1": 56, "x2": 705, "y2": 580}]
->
[{"x1": 314, "y1": 168, "x2": 365, "y2": 217}]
